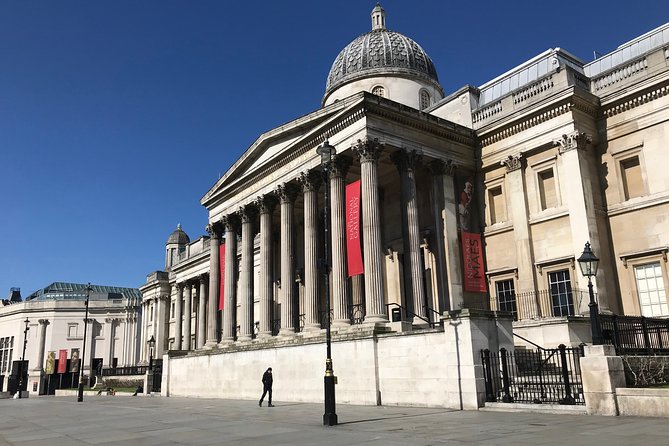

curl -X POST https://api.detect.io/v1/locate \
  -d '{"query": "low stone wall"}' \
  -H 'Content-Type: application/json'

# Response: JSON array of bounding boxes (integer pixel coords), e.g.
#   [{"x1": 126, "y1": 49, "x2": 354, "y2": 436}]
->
[
  {"x1": 162, "y1": 310, "x2": 514, "y2": 410},
  {"x1": 616, "y1": 388, "x2": 669, "y2": 417}
]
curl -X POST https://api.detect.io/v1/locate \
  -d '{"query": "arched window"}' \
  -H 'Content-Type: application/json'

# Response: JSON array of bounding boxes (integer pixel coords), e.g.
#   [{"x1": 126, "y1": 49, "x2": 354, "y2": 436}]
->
[
  {"x1": 372, "y1": 86, "x2": 385, "y2": 98},
  {"x1": 420, "y1": 90, "x2": 430, "y2": 110}
]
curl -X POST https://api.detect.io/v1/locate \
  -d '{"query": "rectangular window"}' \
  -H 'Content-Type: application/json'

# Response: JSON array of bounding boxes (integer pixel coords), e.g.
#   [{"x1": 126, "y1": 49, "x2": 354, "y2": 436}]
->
[
  {"x1": 539, "y1": 169, "x2": 557, "y2": 210},
  {"x1": 68, "y1": 324, "x2": 78, "y2": 338},
  {"x1": 150, "y1": 305, "x2": 154, "y2": 322},
  {"x1": 635, "y1": 262, "x2": 668, "y2": 317},
  {"x1": 548, "y1": 269, "x2": 574, "y2": 316},
  {"x1": 171, "y1": 302, "x2": 175, "y2": 319},
  {"x1": 621, "y1": 156, "x2": 644, "y2": 200},
  {"x1": 488, "y1": 186, "x2": 506, "y2": 224},
  {"x1": 495, "y1": 279, "x2": 517, "y2": 317}
]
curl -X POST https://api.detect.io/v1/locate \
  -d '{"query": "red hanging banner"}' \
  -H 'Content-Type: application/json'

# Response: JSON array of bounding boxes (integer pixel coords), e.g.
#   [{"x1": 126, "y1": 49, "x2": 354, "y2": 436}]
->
[
  {"x1": 461, "y1": 231, "x2": 487, "y2": 293},
  {"x1": 346, "y1": 180, "x2": 364, "y2": 276},
  {"x1": 57, "y1": 349, "x2": 68, "y2": 374},
  {"x1": 219, "y1": 243, "x2": 226, "y2": 310}
]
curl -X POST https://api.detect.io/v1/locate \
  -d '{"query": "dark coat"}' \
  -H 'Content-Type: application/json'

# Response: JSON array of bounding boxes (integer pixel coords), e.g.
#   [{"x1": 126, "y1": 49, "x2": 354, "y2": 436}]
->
[{"x1": 262, "y1": 370, "x2": 273, "y2": 389}]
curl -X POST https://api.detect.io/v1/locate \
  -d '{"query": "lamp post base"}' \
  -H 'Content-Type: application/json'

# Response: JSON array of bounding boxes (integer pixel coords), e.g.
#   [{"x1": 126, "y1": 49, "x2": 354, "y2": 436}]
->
[
  {"x1": 323, "y1": 374, "x2": 337, "y2": 426},
  {"x1": 77, "y1": 382, "x2": 84, "y2": 402}
]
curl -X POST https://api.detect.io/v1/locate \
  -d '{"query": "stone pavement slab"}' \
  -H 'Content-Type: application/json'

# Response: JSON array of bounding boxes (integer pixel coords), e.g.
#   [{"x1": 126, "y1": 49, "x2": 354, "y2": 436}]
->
[{"x1": 1, "y1": 396, "x2": 668, "y2": 445}]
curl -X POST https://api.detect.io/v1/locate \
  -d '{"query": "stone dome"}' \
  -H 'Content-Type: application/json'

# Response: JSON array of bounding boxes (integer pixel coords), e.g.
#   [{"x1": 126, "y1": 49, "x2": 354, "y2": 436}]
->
[
  {"x1": 166, "y1": 224, "x2": 190, "y2": 245},
  {"x1": 324, "y1": 4, "x2": 442, "y2": 101}
]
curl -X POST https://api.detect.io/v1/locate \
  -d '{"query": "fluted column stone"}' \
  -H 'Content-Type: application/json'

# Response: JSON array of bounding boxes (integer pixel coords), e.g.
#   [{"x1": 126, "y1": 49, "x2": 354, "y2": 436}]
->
[
  {"x1": 35, "y1": 319, "x2": 49, "y2": 371},
  {"x1": 238, "y1": 205, "x2": 257, "y2": 341},
  {"x1": 206, "y1": 223, "x2": 222, "y2": 347},
  {"x1": 277, "y1": 183, "x2": 299, "y2": 335},
  {"x1": 173, "y1": 283, "x2": 183, "y2": 350},
  {"x1": 300, "y1": 170, "x2": 322, "y2": 331},
  {"x1": 353, "y1": 138, "x2": 388, "y2": 323},
  {"x1": 197, "y1": 275, "x2": 207, "y2": 348},
  {"x1": 257, "y1": 195, "x2": 278, "y2": 338},
  {"x1": 392, "y1": 149, "x2": 428, "y2": 323},
  {"x1": 221, "y1": 215, "x2": 240, "y2": 343},
  {"x1": 330, "y1": 156, "x2": 352, "y2": 327}
]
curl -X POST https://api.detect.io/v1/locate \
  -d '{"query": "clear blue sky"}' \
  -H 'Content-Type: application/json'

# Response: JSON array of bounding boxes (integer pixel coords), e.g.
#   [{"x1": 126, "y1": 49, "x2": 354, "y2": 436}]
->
[{"x1": 1, "y1": 0, "x2": 666, "y2": 297}]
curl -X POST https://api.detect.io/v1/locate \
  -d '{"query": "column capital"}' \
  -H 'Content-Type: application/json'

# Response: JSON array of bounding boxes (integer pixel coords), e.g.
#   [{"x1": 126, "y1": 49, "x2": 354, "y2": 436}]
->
[
  {"x1": 176, "y1": 282, "x2": 185, "y2": 291},
  {"x1": 256, "y1": 194, "x2": 278, "y2": 215},
  {"x1": 353, "y1": 138, "x2": 383, "y2": 164},
  {"x1": 237, "y1": 204, "x2": 258, "y2": 224},
  {"x1": 38, "y1": 319, "x2": 50, "y2": 326},
  {"x1": 276, "y1": 182, "x2": 300, "y2": 203},
  {"x1": 206, "y1": 221, "x2": 223, "y2": 239},
  {"x1": 222, "y1": 214, "x2": 241, "y2": 232},
  {"x1": 199, "y1": 274, "x2": 208, "y2": 285},
  {"x1": 391, "y1": 149, "x2": 422, "y2": 172},
  {"x1": 330, "y1": 155, "x2": 352, "y2": 179},
  {"x1": 501, "y1": 154, "x2": 523, "y2": 172},
  {"x1": 429, "y1": 159, "x2": 457, "y2": 176},
  {"x1": 299, "y1": 170, "x2": 322, "y2": 192},
  {"x1": 553, "y1": 131, "x2": 591, "y2": 154}
]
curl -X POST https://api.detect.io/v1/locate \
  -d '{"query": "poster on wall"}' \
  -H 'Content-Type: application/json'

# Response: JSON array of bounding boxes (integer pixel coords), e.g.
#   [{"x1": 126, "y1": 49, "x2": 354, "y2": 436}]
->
[
  {"x1": 461, "y1": 231, "x2": 487, "y2": 293},
  {"x1": 70, "y1": 348, "x2": 80, "y2": 373},
  {"x1": 57, "y1": 349, "x2": 68, "y2": 374},
  {"x1": 45, "y1": 351, "x2": 55, "y2": 374},
  {"x1": 219, "y1": 243, "x2": 225, "y2": 310},
  {"x1": 346, "y1": 180, "x2": 364, "y2": 276}
]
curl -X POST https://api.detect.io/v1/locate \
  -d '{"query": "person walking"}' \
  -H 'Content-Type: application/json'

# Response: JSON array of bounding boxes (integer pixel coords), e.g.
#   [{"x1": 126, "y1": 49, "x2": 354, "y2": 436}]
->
[{"x1": 258, "y1": 367, "x2": 274, "y2": 407}]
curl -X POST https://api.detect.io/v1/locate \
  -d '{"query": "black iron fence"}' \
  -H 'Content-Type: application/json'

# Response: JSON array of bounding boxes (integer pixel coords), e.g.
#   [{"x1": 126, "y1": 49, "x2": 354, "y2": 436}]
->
[
  {"x1": 484, "y1": 289, "x2": 590, "y2": 321},
  {"x1": 481, "y1": 344, "x2": 585, "y2": 405},
  {"x1": 101, "y1": 366, "x2": 150, "y2": 376},
  {"x1": 600, "y1": 314, "x2": 669, "y2": 355}
]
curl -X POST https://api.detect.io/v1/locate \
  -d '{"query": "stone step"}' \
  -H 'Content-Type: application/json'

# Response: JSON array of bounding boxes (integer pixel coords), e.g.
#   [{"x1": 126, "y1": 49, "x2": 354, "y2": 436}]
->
[{"x1": 481, "y1": 402, "x2": 587, "y2": 414}]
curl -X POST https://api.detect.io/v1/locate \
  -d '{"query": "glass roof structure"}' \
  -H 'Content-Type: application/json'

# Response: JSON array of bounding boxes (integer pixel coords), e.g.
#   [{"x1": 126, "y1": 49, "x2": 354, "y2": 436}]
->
[{"x1": 25, "y1": 282, "x2": 142, "y2": 301}]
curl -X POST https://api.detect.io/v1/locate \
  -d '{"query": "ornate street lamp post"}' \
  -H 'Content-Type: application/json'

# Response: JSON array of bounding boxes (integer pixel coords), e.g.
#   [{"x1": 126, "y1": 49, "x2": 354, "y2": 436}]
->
[
  {"x1": 18, "y1": 318, "x2": 29, "y2": 399},
  {"x1": 77, "y1": 283, "x2": 91, "y2": 402},
  {"x1": 317, "y1": 140, "x2": 338, "y2": 426},
  {"x1": 148, "y1": 335, "x2": 156, "y2": 372},
  {"x1": 578, "y1": 242, "x2": 602, "y2": 345}
]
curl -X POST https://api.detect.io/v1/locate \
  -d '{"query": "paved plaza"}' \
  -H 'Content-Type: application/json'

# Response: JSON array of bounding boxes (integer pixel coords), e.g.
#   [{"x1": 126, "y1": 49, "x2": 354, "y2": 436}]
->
[{"x1": 1, "y1": 396, "x2": 667, "y2": 445}]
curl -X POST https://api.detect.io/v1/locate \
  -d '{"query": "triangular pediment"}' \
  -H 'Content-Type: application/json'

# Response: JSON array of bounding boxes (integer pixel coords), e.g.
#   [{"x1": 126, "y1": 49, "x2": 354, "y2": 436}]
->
[{"x1": 201, "y1": 93, "x2": 366, "y2": 208}]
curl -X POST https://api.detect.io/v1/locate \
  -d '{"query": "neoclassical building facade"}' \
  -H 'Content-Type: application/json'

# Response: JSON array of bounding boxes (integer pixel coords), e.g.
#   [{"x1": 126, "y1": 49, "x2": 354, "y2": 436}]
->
[
  {"x1": 0, "y1": 282, "x2": 141, "y2": 394},
  {"x1": 140, "y1": 5, "x2": 669, "y2": 372}
]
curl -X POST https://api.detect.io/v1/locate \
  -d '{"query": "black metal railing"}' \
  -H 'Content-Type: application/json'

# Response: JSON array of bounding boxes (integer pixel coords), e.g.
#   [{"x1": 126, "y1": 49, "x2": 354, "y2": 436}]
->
[
  {"x1": 600, "y1": 314, "x2": 669, "y2": 355},
  {"x1": 101, "y1": 366, "x2": 149, "y2": 376},
  {"x1": 349, "y1": 304, "x2": 365, "y2": 325},
  {"x1": 385, "y1": 303, "x2": 439, "y2": 328},
  {"x1": 486, "y1": 289, "x2": 590, "y2": 321},
  {"x1": 481, "y1": 344, "x2": 585, "y2": 405}
]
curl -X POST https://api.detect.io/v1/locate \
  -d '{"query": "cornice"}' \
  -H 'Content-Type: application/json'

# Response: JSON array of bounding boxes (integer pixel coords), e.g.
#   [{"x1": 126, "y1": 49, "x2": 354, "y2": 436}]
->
[
  {"x1": 479, "y1": 94, "x2": 598, "y2": 147},
  {"x1": 602, "y1": 81, "x2": 669, "y2": 118}
]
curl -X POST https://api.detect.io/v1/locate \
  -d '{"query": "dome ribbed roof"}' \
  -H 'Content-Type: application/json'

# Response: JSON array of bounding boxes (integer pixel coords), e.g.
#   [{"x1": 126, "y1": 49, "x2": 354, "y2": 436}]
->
[
  {"x1": 324, "y1": 5, "x2": 441, "y2": 102},
  {"x1": 166, "y1": 224, "x2": 190, "y2": 245},
  {"x1": 325, "y1": 30, "x2": 439, "y2": 97}
]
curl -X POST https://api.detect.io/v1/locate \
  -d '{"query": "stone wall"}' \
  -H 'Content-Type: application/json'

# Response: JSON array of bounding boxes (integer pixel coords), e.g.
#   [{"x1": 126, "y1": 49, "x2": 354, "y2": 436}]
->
[{"x1": 161, "y1": 310, "x2": 514, "y2": 410}]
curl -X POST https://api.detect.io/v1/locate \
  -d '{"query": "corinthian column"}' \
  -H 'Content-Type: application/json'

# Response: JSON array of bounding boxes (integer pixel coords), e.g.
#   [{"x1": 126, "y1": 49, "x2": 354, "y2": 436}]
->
[
  {"x1": 221, "y1": 215, "x2": 240, "y2": 343},
  {"x1": 183, "y1": 282, "x2": 192, "y2": 349},
  {"x1": 353, "y1": 138, "x2": 388, "y2": 323},
  {"x1": 173, "y1": 283, "x2": 183, "y2": 350},
  {"x1": 197, "y1": 275, "x2": 207, "y2": 348},
  {"x1": 257, "y1": 194, "x2": 278, "y2": 338},
  {"x1": 300, "y1": 170, "x2": 322, "y2": 331},
  {"x1": 34, "y1": 319, "x2": 49, "y2": 371},
  {"x1": 330, "y1": 156, "x2": 352, "y2": 327},
  {"x1": 277, "y1": 183, "x2": 299, "y2": 335},
  {"x1": 238, "y1": 205, "x2": 257, "y2": 341},
  {"x1": 392, "y1": 149, "x2": 427, "y2": 324},
  {"x1": 205, "y1": 222, "x2": 222, "y2": 347}
]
